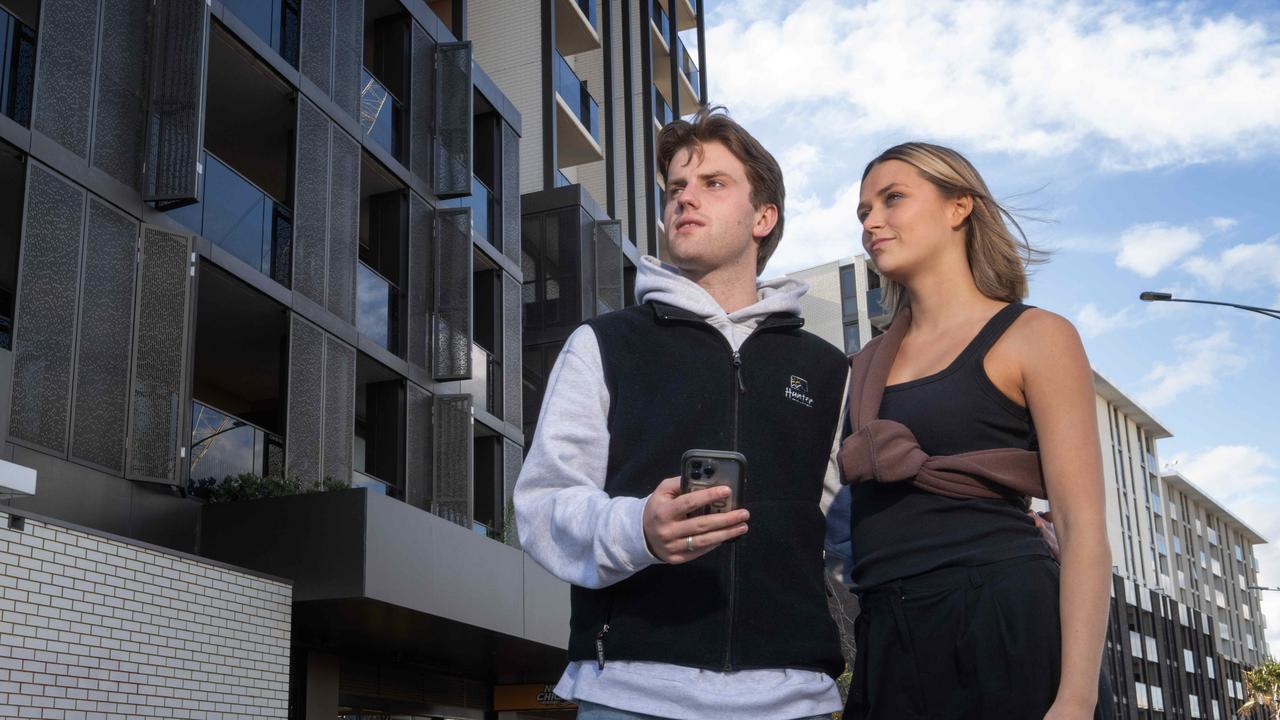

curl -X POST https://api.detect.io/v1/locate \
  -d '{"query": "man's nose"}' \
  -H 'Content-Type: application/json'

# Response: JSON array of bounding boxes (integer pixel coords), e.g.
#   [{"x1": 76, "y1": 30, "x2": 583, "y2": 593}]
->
[{"x1": 677, "y1": 185, "x2": 700, "y2": 210}]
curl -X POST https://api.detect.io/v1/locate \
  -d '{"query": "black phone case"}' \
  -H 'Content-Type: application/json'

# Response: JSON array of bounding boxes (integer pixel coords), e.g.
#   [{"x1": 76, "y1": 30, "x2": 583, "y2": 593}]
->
[{"x1": 680, "y1": 449, "x2": 746, "y2": 515}]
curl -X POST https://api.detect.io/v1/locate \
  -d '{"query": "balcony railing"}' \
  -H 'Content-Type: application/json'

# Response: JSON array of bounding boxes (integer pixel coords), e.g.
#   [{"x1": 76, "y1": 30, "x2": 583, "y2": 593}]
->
[
  {"x1": 655, "y1": 182, "x2": 666, "y2": 228},
  {"x1": 458, "y1": 342, "x2": 502, "y2": 417},
  {"x1": 189, "y1": 400, "x2": 285, "y2": 490},
  {"x1": 356, "y1": 261, "x2": 401, "y2": 354},
  {"x1": 459, "y1": 175, "x2": 497, "y2": 247},
  {"x1": 221, "y1": 0, "x2": 300, "y2": 68},
  {"x1": 678, "y1": 37, "x2": 700, "y2": 97},
  {"x1": 653, "y1": 85, "x2": 673, "y2": 127},
  {"x1": 166, "y1": 151, "x2": 293, "y2": 287},
  {"x1": 651, "y1": 0, "x2": 671, "y2": 41},
  {"x1": 554, "y1": 51, "x2": 601, "y2": 144},
  {"x1": 555, "y1": 170, "x2": 572, "y2": 188},
  {"x1": 360, "y1": 68, "x2": 404, "y2": 162},
  {"x1": 575, "y1": 0, "x2": 598, "y2": 28},
  {"x1": 0, "y1": 5, "x2": 36, "y2": 127},
  {"x1": 352, "y1": 469, "x2": 395, "y2": 496}
]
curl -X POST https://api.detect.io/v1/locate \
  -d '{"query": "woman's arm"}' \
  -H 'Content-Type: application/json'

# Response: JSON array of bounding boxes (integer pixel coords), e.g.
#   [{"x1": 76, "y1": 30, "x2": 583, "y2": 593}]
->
[{"x1": 1018, "y1": 310, "x2": 1112, "y2": 718}]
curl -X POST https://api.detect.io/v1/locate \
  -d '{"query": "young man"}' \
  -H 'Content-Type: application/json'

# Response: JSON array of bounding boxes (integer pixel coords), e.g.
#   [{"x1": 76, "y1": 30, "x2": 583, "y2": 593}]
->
[{"x1": 515, "y1": 107, "x2": 848, "y2": 719}]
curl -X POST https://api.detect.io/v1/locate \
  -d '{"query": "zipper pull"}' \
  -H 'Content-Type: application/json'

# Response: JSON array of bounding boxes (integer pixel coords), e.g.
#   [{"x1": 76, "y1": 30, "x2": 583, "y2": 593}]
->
[
  {"x1": 732, "y1": 351, "x2": 746, "y2": 394},
  {"x1": 595, "y1": 624, "x2": 610, "y2": 670}
]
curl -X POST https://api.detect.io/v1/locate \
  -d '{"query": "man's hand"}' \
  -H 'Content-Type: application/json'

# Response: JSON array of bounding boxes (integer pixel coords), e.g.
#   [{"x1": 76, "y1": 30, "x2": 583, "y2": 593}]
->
[{"x1": 643, "y1": 477, "x2": 749, "y2": 564}]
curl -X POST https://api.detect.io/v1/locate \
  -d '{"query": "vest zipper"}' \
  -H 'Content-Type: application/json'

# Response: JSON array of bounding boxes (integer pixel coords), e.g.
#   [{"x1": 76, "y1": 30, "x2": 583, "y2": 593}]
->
[{"x1": 725, "y1": 349, "x2": 746, "y2": 670}]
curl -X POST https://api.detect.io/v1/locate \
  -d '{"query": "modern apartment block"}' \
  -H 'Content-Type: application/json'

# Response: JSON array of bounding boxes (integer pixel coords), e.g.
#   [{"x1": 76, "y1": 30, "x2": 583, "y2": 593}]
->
[
  {"x1": 787, "y1": 257, "x2": 1274, "y2": 720},
  {"x1": 0, "y1": 0, "x2": 575, "y2": 717},
  {"x1": 466, "y1": 0, "x2": 706, "y2": 441}
]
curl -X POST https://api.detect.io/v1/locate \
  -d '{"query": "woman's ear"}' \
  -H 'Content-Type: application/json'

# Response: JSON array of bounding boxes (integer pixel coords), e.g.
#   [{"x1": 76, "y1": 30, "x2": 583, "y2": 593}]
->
[{"x1": 950, "y1": 194, "x2": 974, "y2": 230}]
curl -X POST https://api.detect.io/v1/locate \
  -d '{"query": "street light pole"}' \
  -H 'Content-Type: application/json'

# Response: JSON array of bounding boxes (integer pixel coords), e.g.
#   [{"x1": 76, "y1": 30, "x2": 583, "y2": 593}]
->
[
  {"x1": 1248, "y1": 585, "x2": 1280, "y2": 592},
  {"x1": 1139, "y1": 291, "x2": 1280, "y2": 321}
]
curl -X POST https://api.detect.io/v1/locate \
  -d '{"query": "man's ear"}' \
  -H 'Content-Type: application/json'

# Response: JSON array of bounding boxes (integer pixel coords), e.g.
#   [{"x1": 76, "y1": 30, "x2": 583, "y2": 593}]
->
[
  {"x1": 753, "y1": 204, "x2": 778, "y2": 240},
  {"x1": 950, "y1": 195, "x2": 974, "y2": 230}
]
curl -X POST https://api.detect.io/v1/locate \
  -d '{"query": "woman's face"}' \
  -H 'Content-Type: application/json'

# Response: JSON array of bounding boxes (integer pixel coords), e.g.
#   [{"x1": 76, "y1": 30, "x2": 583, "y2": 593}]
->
[{"x1": 857, "y1": 159, "x2": 967, "y2": 279}]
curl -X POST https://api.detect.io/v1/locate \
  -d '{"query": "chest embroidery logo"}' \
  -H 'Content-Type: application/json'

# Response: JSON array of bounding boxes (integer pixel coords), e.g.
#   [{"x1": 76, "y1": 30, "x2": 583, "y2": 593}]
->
[{"x1": 785, "y1": 375, "x2": 815, "y2": 408}]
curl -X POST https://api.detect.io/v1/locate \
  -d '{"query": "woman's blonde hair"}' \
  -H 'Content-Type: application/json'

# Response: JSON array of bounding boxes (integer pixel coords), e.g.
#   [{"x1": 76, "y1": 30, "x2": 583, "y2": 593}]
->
[{"x1": 862, "y1": 142, "x2": 1046, "y2": 318}]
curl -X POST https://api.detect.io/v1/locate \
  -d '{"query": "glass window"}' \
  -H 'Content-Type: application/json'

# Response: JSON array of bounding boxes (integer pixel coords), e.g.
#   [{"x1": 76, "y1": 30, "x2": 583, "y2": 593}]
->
[
  {"x1": 1184, "y1": 648, "x2": 1195, "y2": 672},
  {"x1": 1145, "y1": 635, "x2": 1158, "y2": 662},
  {"x1": 1134, "y1": 683, "x2": 1148, "y2": 710},
  {"x1": 843, "y1": 322, "x2": 861, "y2": 354}
]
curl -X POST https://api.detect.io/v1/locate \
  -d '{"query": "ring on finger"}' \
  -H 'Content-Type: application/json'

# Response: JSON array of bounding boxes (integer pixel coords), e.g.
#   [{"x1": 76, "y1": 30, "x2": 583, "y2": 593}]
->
[{"x1": 685, "y1": 535, "x2": 695, "y2": 552}]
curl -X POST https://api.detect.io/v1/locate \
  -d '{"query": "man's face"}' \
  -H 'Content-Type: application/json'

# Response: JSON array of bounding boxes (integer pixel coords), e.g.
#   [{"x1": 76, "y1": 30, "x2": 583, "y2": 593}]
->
[{"x1": 663, "y1": 141, "x2": 774, "y2": 275}]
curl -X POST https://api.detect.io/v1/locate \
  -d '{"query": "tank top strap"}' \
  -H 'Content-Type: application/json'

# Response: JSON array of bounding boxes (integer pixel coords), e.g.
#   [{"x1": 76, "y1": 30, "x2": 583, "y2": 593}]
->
[{"x1": 959, "y1": 302, "x2": 1034, "y2": 365}]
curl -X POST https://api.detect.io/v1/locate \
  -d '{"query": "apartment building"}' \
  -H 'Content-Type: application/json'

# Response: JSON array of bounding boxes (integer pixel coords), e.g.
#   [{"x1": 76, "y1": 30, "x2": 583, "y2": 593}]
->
[
  {"x1": 787, "y1": 257, "x2": 1273, "y2": 720},
  {"x1": 0, "y1": 0, "x2": 575, "y2": 717}
]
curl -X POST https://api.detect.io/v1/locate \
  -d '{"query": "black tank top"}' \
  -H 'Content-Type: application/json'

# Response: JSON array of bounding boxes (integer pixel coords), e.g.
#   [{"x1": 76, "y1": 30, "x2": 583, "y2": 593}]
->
[{"x1": 848, "y1": 303, "x2": 1051, "y2": 591}]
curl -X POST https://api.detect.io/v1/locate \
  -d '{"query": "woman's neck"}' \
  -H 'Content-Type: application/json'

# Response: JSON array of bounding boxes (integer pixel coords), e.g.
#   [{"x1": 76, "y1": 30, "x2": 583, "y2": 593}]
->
[{"x1": 900, "y1": 264, "x2": 1003, "y2": 335}]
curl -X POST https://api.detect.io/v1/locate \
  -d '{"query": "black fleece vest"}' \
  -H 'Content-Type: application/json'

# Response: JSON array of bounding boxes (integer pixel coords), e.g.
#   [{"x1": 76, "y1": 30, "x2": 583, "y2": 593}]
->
[{"x1": 567, "y1": 301, "x2": 847, "y2": 677}]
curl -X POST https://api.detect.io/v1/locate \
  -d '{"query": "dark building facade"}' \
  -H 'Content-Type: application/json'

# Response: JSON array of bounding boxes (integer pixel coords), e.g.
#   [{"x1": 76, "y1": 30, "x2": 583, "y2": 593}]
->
[{"x1": 0, "y1": 0, "x2": 572, "y2": 717}]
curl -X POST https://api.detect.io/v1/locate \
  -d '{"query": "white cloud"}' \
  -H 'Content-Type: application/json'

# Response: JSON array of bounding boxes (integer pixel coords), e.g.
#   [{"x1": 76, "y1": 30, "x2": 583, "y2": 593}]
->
[
  {"x1": 1075, "y1": 302, "x2": 1139, "y2": 338},
  {"x1": 1137, "y1": 330, "x2": 1246, "y2": 407},
  {"x1": 1115, "y1": 223, "x2": 1204, "y2": 277},
  {"x1": 707, "y1": 0, "x2": 1280, "y2": 170},
  {"x1": 1209, "y1": 217, "x2": 1238, "y2": 232},
  {"x1": 1166, "y1": 445, "x2": 1277, "y2": 499},
  {"x1": 1182, "y1": 237, "x2": 1280, "y2": 291}
]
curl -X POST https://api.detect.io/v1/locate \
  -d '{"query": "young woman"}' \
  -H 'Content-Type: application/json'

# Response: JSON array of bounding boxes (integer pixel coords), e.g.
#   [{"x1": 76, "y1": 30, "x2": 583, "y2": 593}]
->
[{"x1": 840, "y1": 143, "x2": 1112, "y2": 719}]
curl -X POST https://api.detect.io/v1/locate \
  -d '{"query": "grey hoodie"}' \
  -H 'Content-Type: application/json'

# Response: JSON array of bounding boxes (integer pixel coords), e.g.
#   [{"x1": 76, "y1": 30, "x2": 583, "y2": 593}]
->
[{"x1": 515, "y1": 256, "x2": 846, "y2": 719}]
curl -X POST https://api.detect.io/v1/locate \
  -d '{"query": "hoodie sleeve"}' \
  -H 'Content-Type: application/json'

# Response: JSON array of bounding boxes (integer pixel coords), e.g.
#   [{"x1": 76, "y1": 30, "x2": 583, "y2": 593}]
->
[{"x1": 515, "y1": 325, "x2": 660, "y2": 589}]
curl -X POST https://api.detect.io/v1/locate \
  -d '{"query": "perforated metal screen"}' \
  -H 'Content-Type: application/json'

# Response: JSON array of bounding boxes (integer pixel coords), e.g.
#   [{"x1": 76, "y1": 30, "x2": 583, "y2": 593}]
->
[
  {"x1": 407, "y1": 193, "x2": 432, "y2": 370},
  {"x1": 595, "y1": 220, "x2": 624, "y2": 314},
  {"x1": 142, "y1": 0, "x2": 208, "y2": 204},
  {"x1": 326, "y1": 129, "x2": 359, "y2": 322},
  {"x1": 432, "y1": 42, "x2": 472, "y2": 198},
  {"x1": 9, "y1": 165, "x2": 85, "y2": 453},
  {"x1": 292, "y1": 98, "x2": 330, "y2": 307},
  {"x1": 285, "y1": 315, "x2": 324, "y2": 487},
  {"x1": 322, "y1": 335, "x2": 355, "y2": 485},
  {"x1": 70, "y1": 200, "x2": 138, "y2": 472},
  {"x1": 32, "y1": 0, "x2": 98, "y2": 159},
  {"x1": 501, "y1": 122, "x2": 521, "y2": 263},
  {"x1": 431, "y1": 208, "x2": 471, "y2": 380},
  {"x1": 404, "y1": 382, "x2": 431, "y2": 510},
  {"x1": 409, "y1": 23, "x2": 434, "y2": 185},
  {"x1": 92, "y1": 0, "x2": 149, "y2": 188},
  {"x1": 299, "y1": 0, "x2": 333, "y2": 98},
  {"x1": 126, "y1": 226, "x2": 192, "y2": 484},
  {"x1": 432, "y1": 394, "x2": 471, "y2": 527},
  {"x1": 502, "y1": 273, "x2": 522, "y2": 429},
  {"x1": 330, "y1": 0, "x2": 362, "y2": 119}
]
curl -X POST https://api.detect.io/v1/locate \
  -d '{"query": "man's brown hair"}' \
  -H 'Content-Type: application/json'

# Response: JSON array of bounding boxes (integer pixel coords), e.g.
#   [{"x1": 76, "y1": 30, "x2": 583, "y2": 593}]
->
[{"x1": 657, "y1": 106, "x2": 785, "y2": 275}]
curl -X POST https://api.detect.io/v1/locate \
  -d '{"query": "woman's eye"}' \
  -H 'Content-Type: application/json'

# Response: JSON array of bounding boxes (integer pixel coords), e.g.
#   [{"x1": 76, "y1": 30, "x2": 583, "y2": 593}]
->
[{"x1": 886, "y1": 192, "x2": 903, "y2": 202}]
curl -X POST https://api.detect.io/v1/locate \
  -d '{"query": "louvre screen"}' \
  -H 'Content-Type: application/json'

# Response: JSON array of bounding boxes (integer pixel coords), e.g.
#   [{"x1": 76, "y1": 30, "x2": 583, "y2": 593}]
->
[
  {"x1": 432, "y1": 394, "x2": 472, "y2": 527},
  {"x1": 409, "y1": 23, "x2": 434, "y2": 185},
  {"x1": 595, "y1": 220, "x2": 624, "y2": 313},
  {"x1": 404, "y1": 382, "x2": 431, "y2": 510},
  {"x1": 9, "y1": 164, "x2": 86, "y2": 453},
  {"x1": 126, "y1": 226, "x2": 192, "y2": 484},
  {"x1": 431, "y1": 208, "x2": 472, "y2": 379},
  {"x1": 292, "y1": 98, "x2": 330, "y2": 306},
  {"x1": 285, "y1": 315, "x2": 324, "y2": 487},
  {"x1": 322, "y1": 335, "x2": 355, "y2": 485},
  {"x1": 500, "y1": 122, "x2": 521, "y2": 263},
  {"x1": 142, "y1": 0, "x2": 208, "y2": 205},
  {"x1": 92, "y1": 0, "x2": 149, "y2": 188},
  {"x1": 70, "y1": 199, "x2": 138, "y2": 472},
  {"x1": 407, "y1": 193, "x2": 432, "y2": 370},
  {"x1": 432, "y1": 42, "x2": 472, "y2": 198},
  {"x1": 326, "y1": 129, "x2": 360, "y2": 322},
  {"x1": 502, "y1": 273, "x2": 522, "y2": 428},
  {"x1": 32, "y1": 0, "x2": 98, "y2": 159}
]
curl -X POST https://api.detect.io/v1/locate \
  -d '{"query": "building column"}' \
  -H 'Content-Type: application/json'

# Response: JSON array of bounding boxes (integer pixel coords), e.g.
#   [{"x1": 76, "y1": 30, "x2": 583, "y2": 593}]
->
[{"x1": 305, "y1": 652, "x2": 340, "y2": 720}]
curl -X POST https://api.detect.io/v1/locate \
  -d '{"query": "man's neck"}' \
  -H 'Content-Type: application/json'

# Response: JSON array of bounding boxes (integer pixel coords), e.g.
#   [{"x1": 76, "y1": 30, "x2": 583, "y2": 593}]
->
[{"x1": 680, "y1": 260, "x2": 759, "y2": 314}]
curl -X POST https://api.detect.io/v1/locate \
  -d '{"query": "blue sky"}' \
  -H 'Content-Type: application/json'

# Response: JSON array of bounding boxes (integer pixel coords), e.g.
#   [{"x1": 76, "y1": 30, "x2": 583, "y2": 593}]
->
[{"x1": 696, "y1": 0, "x2": 1280, "y2": 652}]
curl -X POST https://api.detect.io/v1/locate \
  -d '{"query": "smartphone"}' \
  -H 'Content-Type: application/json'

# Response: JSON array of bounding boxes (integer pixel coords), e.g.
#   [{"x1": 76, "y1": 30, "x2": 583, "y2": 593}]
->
[{"x1": 680, "y1": 449, "x2": 746, "y2": 517}]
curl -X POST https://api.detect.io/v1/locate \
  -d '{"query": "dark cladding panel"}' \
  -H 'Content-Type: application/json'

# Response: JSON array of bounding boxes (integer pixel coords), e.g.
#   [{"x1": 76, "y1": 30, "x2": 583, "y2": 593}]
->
[
  {"x1": 127, "y1": 227, "x2": 192, "y2": 484},
  {"x1": 431, "y1": 208, "x2": 471, "y2": 380},
  {"x1": 404, "y1": 382, "x2": 431, "y2": 511},
  {"x1": 300, "y1": 0, "x2": 333, "y2": 98},
  {"x1": 70, "y1": 200, "x2": 139, "y2": 472},
  {"x1": 595, "y1": 220, "x2": 624, "y2": 313},
  {"x1": 406, "y1": 193, "x2": 432, "y2": 370},
  {"x1": 322, "y1": 335, "x2": 355, "y2": 485},
  {"x1": 432, "y1": 394, "x2": 471, "y2": 526},
  {"x1": 32, "y1": 0, "x2": 99, "y2": 159},
  {"x1": 500, "y1": 122, "x2": 521, "y2": 263},
  {"x1": 142, "y1": 0, "x2": 209, "y2": 204},
  {"x1": 9, "y1": 165, "x2": 85, "y2": 453},
  {"x1": 503, "y1": 437, "x2": 522, "y2": 545},
  {"x1": 502, "y1": 273, "x2": 522, "y2": 428},
  {"x1": 326, "y1": 129, "x2": 359, "y2": 323},
  {"x1": 92, "y1": 0, "x2": 149, "y2": 188},
  {"x1": 285, "y1": 315, "x2": 324, "y2": 487},
  {"x1": 330, "y1": 0, "x2": 362, "y2": 119},
  {"x1": 408, "y1": 23, "x2": 434, "y2": 184},
  {"x1": 432, "y1": 42, "x2": 472, "y2": 198},
  {"x1": 293, "y1": 99, "x2": 330, "y2": 306}
]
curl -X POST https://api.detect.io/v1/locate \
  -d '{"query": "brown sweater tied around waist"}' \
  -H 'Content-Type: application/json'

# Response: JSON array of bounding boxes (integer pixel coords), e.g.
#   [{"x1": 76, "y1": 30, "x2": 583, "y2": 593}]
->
[{"x1": 837, "y1": 308, "x2": 1048, "y2": 505}]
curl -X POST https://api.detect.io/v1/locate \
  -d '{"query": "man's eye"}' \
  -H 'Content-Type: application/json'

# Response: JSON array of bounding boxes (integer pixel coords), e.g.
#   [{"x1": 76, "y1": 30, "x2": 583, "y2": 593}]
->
[{"x1": 708, "y1": 180, "x2": 724, "y2": 188}]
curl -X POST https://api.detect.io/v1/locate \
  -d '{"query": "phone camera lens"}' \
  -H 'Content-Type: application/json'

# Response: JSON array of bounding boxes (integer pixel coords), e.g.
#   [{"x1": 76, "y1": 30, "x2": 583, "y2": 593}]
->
[
  {"x1": 704, "y1": 466, "x2": 716, "y2": 478},
  {"x1": 691, "y1": 460, "x2": 703, "y2": 470},
  {"x1": 690, "y1": 470, "x2": 702, "y2": 480}
]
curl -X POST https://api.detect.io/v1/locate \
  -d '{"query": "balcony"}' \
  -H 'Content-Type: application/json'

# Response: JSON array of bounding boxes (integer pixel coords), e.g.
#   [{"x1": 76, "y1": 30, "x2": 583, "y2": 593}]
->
[
  {"x1": 651, "y1": 0, "x2": 671, "y2": 44},
  {"x1": 220, "y1": 0, "x2": 300, "y2": 68},
  {"x1": 655, "y1": 0, "x2": 698, "y2": 31},
  {"x1": 555, "y1": 0, "x2": 600, "y2": 56},
  {"x1": 553, "y1": 52, "x2": 603, "y2": 168},
  {"x1": 677, "y1": 36, "x2": 701, "y2": 106},
  {"x1": 0, "y1": 4, "x2": 35, "y2": 127},
  {"x1": 351, "y1": 469, "x2": 394, "y2": 495},
  {"x1": 655, "y1": 181, "x2": 666, "y2": 230},
  {"x1": 188, "y1": 400, "x2": 285, "y2": 494},
  {"x1": 359, "y1": 67, "x2": 404, "y2": 163},
  {"x1": 653, "y1": 84, "x2": 673, "y2": 130},
  {"x1": 356, "y1": 261, "x2": 401, "y2": 354},
  {"x1": 458, "y1": 342, "x2": 502, "y2": 418},
  {"x1": 459, "y1": 175, "x2": 497, "y2": 247},
  {"x1": 166, "y1": 151, "x2": 293, "y2": 287}
]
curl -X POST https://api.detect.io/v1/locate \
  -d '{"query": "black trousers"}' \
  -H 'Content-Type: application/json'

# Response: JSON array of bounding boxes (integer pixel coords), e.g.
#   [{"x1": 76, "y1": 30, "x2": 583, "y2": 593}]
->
[{"x1": 844, "y1": 555, "x2": 1113, "y2": 720}]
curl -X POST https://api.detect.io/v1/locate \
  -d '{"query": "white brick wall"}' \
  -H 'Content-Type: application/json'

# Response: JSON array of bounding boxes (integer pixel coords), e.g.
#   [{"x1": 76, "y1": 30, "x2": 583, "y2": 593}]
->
[{"x1": 0, "y1": 511, "x2": 292, "y2": 719}]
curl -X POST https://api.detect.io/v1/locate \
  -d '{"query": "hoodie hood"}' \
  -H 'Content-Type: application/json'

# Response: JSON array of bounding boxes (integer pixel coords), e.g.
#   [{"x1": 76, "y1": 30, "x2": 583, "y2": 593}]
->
[{"x1": 634, "y1": 255, "x2": 808, "y2": 325}]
